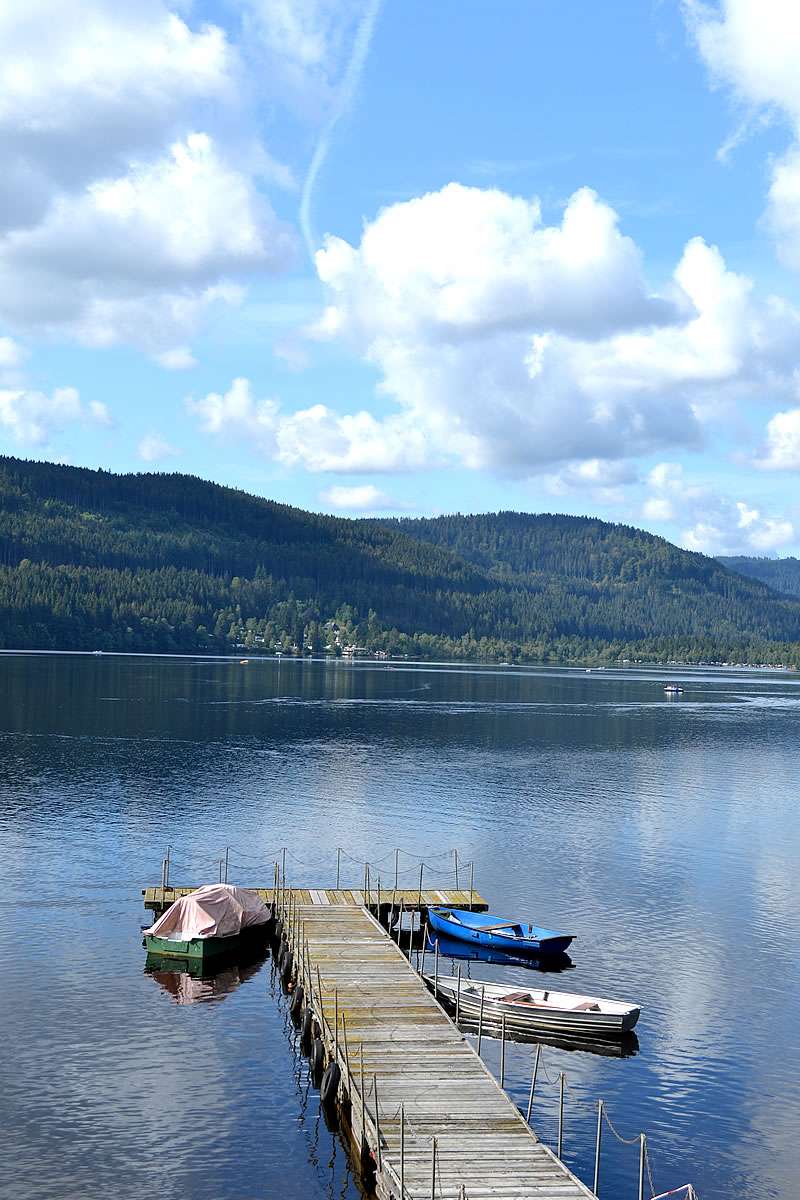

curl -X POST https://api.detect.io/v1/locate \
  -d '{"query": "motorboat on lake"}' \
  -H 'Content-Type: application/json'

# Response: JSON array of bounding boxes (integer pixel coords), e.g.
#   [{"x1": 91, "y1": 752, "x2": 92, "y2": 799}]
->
[
  {"x1": 143, "y1": 883, "x2": 273, "y2": 962},
  {"x1": 424, "y1": 973, "x2": 640, "y2": 1037},
  {"x1": 427, "y1": 906, "x2": 575, "y2": 955}
]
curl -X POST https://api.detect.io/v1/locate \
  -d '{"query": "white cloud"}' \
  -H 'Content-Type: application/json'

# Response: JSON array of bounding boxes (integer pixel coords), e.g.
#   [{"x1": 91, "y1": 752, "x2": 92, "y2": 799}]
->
[
  {"x1": 298, "y1": 184, "x2": 800, "y2": 477},
  {"x1": 0, "y1": 2, "x2": 302, "y2": 360},
  {"x1": 155, "y1": 346, "x2": 197, "y2": 371},
  {"x1": 0, "y1": 337, "x2": 24, "y2": 367},
  {"x1": 185, "y1": 377, "x2": 280, "y2": 448},
  {"x1": 139, "y1": 432, "x2": 181, "y2": 461},
  {"x1": 643, "y1": 460, "x2": 795, "y2": 553},
  {"x1": 275, "y1": 405, "x2": 429, "y2": 472},
  {"x1": 754, "y1": 407, "x2": 800, "y2": 469},
  {"x1": 0, "y1": 385, "x2": 110, "y2": 445},
  {"x1": 684, "y1": 0, "x2": 800, "y2": 267},
  {"x1": 317, "y1": 483, "x2": 401, "y2": 511}
]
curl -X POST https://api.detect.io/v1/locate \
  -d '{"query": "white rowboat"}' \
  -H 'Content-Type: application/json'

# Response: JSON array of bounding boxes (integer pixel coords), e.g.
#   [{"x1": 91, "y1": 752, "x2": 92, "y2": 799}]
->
[{"x1": 424, "y1": 973, "x2": 640, "y2": 1036}]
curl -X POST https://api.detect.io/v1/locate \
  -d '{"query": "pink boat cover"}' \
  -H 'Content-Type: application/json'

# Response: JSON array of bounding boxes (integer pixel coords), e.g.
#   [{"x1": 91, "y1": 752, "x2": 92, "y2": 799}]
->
[{"x1": 147, "y1": 884, "x2": 271, "y2": 940}]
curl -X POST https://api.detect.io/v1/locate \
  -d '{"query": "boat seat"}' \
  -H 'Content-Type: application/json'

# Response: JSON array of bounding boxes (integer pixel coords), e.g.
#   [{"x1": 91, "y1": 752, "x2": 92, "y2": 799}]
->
[
  {"x1": 574, "y1": 1001, "x2": 601, "y2": 1011},
  {"x1": 502, "y1": 990, "x2": 533, "y2": 1003}
]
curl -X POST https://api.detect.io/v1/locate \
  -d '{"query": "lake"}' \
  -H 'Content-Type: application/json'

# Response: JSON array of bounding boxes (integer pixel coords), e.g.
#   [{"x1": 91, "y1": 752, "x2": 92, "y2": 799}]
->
[{"x1": 1, "y1": 652, "x2": 799, "y2": 1200}]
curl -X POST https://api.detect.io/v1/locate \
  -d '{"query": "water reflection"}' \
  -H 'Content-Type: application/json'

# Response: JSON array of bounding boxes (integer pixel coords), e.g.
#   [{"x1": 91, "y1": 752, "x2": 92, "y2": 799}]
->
[
  {"x1": 426, "y1": 932, "x2": 574, "y2": 973},
  {"x1": 144, "y1": 950, "x2": 267, "y2": 1004},
  {"x1": 456, "y1": 1014, "x2": 640, "y2": 1058}
]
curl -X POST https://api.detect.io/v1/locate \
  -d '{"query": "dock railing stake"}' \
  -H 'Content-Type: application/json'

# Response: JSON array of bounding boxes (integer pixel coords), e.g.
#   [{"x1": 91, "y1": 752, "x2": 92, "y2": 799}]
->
[
  {"x1": 400, "y1": 1102, "x2": 405, "y2": 1200},
  {"x1": 526, "y1": 1044, "x2": 541, "y2": 1123},
  {"x1": 469, "y1": 859, "x2": 473, "y2": 908},
  {"x1": 500, "y1": 1013, "x2": 506, "y2": 1087},
  {"x1": 593, "y1": 1099, "x2": 603, "y2": 1196},
  {"x1": 420, "y1": 924, "x2": 429, "y2": 978},
  {"x1": 398, "y1": 899, "x2": 404, "y2": 948},
  {"x1": 373, "y1": 1073, "x2": 382, "y2": 1173},
  {"x1": 477, "y1": 986, "x2": 485, "y2": 1055},
  {"x1": 377, "y1": 877, "x2": 381, "y2": 922},
  {"x1": 360, "y1": 1046, "x2": 366, "y2": 1150},
  {"x1": 160, "y1": 857, "x2": 167, "y2": 906},
  {"x1": 434, "y1": 937, "x2": 439, "y2": 998},
  {"x1": 165, "y1": 845, "x2": 170, "y2": 892},
  {"x1": 454, "y1": 849, "x2": 458, "y2": 889},
  {"x1": 455, "y1": 965, "x2": 461, "y2": 1023},
  {"x1": 281, "y1": 846, "x2": 286, "y2": 890},
  {"x1": 341, "y1": 1011, "x2": 351, "y2": 1095},
  {"x1": 336, "y1": 847, "x2": 340, "y2": 890},
  {"x1": 408, "y1": 906, "x2": 414, "y2": 958},
  {"x1": 417, "y1": 863, "x2": 423, "y2": 913},
  {"x1": 316, "y1": 965, "x2": 325, "y2": 1038},
  {"x1": 218, "y1": 859, "x2": 222, "y2": 883},
  {"x1": 558, "y1": 1071, "x2": 565, "y2": 1158},
  {"x1": 334, "y1": 988, "x2": 339, "y2": 1058},
  {"x1": 430, "y1": 1136, "x2": 437, "y2": 1200},
  {"x1": 395, "y1": 847, "x2": 399, "y2": 891},
  {"x1": 224, "y1": 846, "x2": 228, "y2": 883},
  {"x1": 639, "y1": 1134, "x2": 646, "y2": 1200}
]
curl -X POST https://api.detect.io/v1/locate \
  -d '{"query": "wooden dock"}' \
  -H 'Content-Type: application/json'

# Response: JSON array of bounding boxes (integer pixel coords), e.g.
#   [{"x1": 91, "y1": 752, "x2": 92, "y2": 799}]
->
[
  {"x1": 142, "y1": 885, "x2": 487, "y2": 917},
  {"x1": 291, "y1": 902, "x2": 596, "y2": 1200}
]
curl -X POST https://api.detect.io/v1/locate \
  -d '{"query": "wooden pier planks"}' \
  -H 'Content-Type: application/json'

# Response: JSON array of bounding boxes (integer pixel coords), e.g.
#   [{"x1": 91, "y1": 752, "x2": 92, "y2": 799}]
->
[
  {"x1": 142, "y1": 885, "x2": 488, "y2": 914},
  {"x1": 298, "y1": 903, "x2": 595, "y2": 1200}
]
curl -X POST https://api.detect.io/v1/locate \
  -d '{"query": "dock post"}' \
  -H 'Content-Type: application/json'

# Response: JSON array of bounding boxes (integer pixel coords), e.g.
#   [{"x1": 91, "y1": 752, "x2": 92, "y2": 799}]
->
[
  {"x1": 469, "y1": 859, "x2": 473, "y2": 908},
  {"x1": 455, "y1": 965, "x2": 461, "y2": 1023},
  {"x1": 281, "y1": 847, "x2": 286, "y2": 893},
  {"x1": 341, "y1": 1011, "x2": 351, "y2": 1096},
  {"x1": 218, "y1": 859, "x2": 222, "y2": 883},
  {"x1": 165, "y1": 845, "x2": 170, "y2": 891},
  {"x1": 160, "y1": 857, "x2": 167, "y2": 906},
  {"x1": 336, "y1": 847, "x2": 340, "y2": 889},
  {"x1": 360, "y1": 1046, "x2": 366, "y2": 1152},
  {"x1": 395, "y1": 847, "x2": 399, "y2": 891},
  {"x1": 477, "y1": 986, "x2": 485, "y2": 1055},
  {"x1": 526, "y1": 1044, "x2": 541, "y2": 1122},
  {"x1": 430, "y1": 1136, "x2": 437, "y2": 1200},
  {"x1": 373, "y1": 1073, "x2": 382, "y2": 1172},
  {"x1": 334, "y1": 988, "x2": 339, "y2": 1058},
  {"x1": 638, "y1": 1134, "x2": 646, "y2": 1200},
  {"x1": 593, "y1": 1100, "x2": 603, "y2": 1196},
  {"x1": 224, "y1": 846, "x2": 228, "y2": 884},
  {"x1": 400, "y1": 1102, "x2": 405, "y2": 1200},
  {"x1": 434, "y1": 937, "x2": 439, "y2": 997},
  {"x1": 500, "y1": 1013, "x2": 506, "y2": 1087},
  {"x1": 377, "y1": 878, "x2": 381, "y2": 923},
  {"x1": 558, "y1": 1071, "x2": 565, "y2": 1158},
  {"x1": 453, "y1": 849, "x2": 458, "y2": 889},
  {"x1": 398, "y1": 899, "x2": 404, "y2": 948},
  {"x1": 417, "y1": 863, "x2": 423, "y2": 912}
]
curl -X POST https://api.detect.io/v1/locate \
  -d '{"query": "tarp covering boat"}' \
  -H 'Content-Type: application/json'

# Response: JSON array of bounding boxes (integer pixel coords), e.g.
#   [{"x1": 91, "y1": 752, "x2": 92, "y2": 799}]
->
[{"x1": 146, "y1": 884, "x2": 271, "y2": 941}]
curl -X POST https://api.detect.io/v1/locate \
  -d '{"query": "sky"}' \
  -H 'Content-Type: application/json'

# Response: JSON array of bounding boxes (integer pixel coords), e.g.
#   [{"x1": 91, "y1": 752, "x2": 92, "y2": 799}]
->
[{"x1": 4, "y1": 1, "x2": 800, "y2": 557}]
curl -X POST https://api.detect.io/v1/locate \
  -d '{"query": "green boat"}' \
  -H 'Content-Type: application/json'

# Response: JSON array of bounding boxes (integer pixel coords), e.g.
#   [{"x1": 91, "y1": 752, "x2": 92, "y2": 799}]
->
[{"x1": 143, "y1": 883, "x2": 273, "y2": 962}]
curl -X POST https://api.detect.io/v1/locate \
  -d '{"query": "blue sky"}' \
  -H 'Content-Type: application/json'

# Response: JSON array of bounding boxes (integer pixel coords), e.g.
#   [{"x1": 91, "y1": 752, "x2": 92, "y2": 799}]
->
[{"x1": 4, "y1": 0, "x2": 800, "y2": 556}]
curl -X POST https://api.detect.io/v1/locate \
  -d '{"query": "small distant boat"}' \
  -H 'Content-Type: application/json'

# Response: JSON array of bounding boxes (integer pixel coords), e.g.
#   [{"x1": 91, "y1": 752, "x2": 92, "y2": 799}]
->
[
  {"x1": 425, "y1": 973, "x2": 640, "y2": 1036},
  {"x1": 143, "y1": 883, "x2": 273, "y2": 962},
  {"x1": 664, "y1": 685, "x2": 683, "y2": 694},
  {"x1": 428, "y1": 907, "x2": 574, "y2": 955}
]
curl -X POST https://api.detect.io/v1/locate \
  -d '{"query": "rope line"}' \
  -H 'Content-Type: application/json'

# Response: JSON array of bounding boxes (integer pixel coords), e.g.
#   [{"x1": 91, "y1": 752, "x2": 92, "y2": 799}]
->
[{"x1": 600, "y1": 1105, "x2": 642, "y2": 1145}]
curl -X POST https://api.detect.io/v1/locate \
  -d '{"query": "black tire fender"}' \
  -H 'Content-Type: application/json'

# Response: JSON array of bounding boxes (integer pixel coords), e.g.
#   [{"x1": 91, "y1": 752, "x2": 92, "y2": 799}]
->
[{"x1": 320, "y1": 1061, "x2": 341, "y2": 1108}]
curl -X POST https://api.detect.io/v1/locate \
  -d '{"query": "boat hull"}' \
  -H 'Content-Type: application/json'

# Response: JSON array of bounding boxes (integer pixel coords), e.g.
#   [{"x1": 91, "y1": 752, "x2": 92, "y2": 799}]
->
[
  {"x1": 143, "y1": 923, "x2": 269, "y2": 962},
  {"x1": 426, "y1": 975, "x2": 640, "y2": 1037},
  {"x1": 428, "y1": 906, "x2": 574, "y2": 955}
]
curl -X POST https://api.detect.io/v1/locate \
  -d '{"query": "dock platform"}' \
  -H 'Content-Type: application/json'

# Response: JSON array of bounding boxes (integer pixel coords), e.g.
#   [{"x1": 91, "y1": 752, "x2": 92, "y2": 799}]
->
[
  {"x1": 292, "y1": 902, "x2": 595, "y2": 1200},
  {"x1": 142, "y1": 885, "x2": 487, "y2": 917}
]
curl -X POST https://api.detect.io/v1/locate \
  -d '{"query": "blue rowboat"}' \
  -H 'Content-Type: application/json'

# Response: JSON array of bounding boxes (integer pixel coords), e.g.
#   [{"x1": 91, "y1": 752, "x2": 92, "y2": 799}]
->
[{"x1": 428, "y1": 906, "x2": 575, "y2": 955}]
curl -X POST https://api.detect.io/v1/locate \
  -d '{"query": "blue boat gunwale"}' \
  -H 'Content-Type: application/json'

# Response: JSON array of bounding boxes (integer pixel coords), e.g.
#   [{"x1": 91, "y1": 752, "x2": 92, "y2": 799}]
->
[{"x1": 428, "y1": 905, "x2": 575, "y2": 955}]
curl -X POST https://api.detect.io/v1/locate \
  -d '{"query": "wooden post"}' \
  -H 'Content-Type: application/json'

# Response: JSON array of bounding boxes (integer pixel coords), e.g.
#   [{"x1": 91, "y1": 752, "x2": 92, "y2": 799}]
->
[
  {"x1": 434, "y1": 937, "x2": 439, "y2": 997},
  {"x1": 558, "y1": 1071, "x2": 564, "y2": 1158},
  {"x1": 453, "y1": 849, "x2": 458, "y2": 889},
  {"x1": 336, "y1": 847, "x2": 340, "y2": 890},
  {"x1": 430, "y1": 1136, "x2": 437, "y2": 1200},
  {"x1": 593, "y1": 1099, "x2": 603, "y2": 1196},
  {"x1": 477, "y1": 986, "x2": 485, "y2": 1055},
  {"x1": 455, "y1": 965, "x2": 461, "y2": 1023},
  {"x1": 224, "y1": 846, "x2": 228, "y2": 883},
  {"x1": 400, "y1": 1102, "x2": 405, "y2": 1200},
  {"x1": 395, "y1": 847, "x2": 399, "y2": 891},
  {"x1": 500, "y1": 1013, "x2": 506, "y2": 1087},
  {"x1": 526, "y1": 1044, "x2": 541, "y2": 1123},
  {"x1": 373, "y1": 1073, "x2": 382, "y2": 1172}
]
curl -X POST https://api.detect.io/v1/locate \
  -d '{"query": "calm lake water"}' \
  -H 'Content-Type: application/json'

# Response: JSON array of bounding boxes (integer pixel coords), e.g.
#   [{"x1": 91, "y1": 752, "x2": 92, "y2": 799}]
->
[{"x1": 2, "y1": 652, "x2": 799, "y2": 1200}]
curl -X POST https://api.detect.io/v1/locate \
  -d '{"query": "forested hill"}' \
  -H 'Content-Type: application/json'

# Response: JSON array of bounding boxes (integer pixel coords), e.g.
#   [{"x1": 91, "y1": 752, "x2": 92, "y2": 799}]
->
[
  {"x1": 718, "y1": 555, "x2": 800, "y2": 601},
  {"x1": 2, "y1": 454, "x2": 800, "y2": 665}
]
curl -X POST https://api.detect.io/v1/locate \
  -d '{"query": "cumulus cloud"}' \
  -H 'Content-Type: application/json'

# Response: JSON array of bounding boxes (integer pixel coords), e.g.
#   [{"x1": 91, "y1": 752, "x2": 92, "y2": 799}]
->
[
  {"x1": 0, "y1": 386, "x2": 110, "y2": 445},
  {"x1": 317, "y1": 483, "x2": 402, "y2": 511},
  {"x1": 643, "y1": 461, "x2": 795, "y2": 553},
  {"x1": 297, "y1": 184, "x2": 800, "y2": 477},
  {"x1": 684, "y1": 0, "x2": 800, "y2": 267},
  {"x1": 185, "y1": 377, "x2": 280, "y2": 448},
  {"x1": 0, "y1": 1, "x2": 300, "y2": 361},
  {"x1": 753, "y1": 407, "x2": 800, "y2": 469},
  {"x1": 0, "y1": 337, "x2": 24, "y2": 367},
  {"x1": 139, "y1": 432, "x2": 181, "y2": 461}
]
